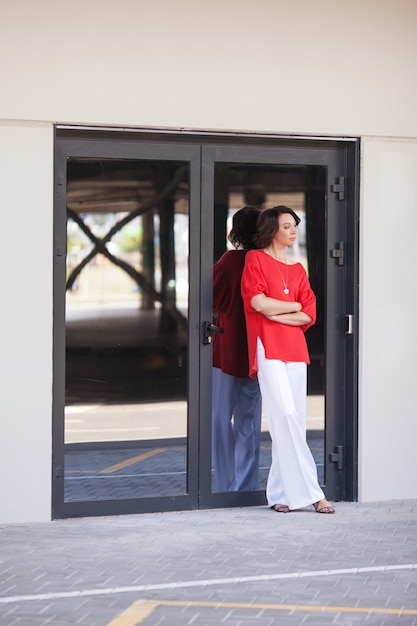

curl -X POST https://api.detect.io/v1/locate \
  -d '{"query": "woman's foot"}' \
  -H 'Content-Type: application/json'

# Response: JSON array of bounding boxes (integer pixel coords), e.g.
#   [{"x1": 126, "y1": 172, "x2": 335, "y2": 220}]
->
[
  {"x1": 271, "y1": 504, "x2": 290, "y2": 513},
  {"x1": 313, "y1": 499, "x2": 335, "y2": 514}
]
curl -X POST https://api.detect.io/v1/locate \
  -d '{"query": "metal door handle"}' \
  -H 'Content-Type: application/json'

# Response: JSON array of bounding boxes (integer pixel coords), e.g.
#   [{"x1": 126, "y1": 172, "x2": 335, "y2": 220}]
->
[
  {"x1": 202, "y1": 321, "x2": 224, "y2": 344},
  {"x1": 345, "y1": 314, "x2": 353, "y2": 335}
]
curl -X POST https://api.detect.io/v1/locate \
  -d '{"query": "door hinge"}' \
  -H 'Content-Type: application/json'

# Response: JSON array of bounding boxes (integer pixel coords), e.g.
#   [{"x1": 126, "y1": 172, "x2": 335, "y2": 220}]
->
[
  {"x1": 329, "y1": 445, "x2": 344, "y2": 470},
  {"x1": 330, "y1": 242, "x2": 344, "y2": 266},
  {"x1": 331, "y1": 176, "x2": 345, "y2": 200}
]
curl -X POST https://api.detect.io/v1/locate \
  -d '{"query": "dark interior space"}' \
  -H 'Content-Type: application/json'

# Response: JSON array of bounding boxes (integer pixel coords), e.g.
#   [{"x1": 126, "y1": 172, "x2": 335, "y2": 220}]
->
[
  {"x1": 61, "y1": 156, "x2": 326, "y2": 504},
  {"x1": 66, "y1": 161, "x2": 326, "y2": 405}
]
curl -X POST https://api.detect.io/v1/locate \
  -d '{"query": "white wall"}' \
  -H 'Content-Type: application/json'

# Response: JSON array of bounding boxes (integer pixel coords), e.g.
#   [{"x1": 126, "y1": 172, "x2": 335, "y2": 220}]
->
[
  {"x1": 359, "y1": 138, "x2": 417, "y2": 501},
  {"x1": 1, "y1": 0, "x2": 416, "y2": 138},
  {"x1": 1, "y1": 1, "x2": 417, "y2": 521},
  {"x1": 0, "y1": 122, "x2": 53, "y2": 523}
]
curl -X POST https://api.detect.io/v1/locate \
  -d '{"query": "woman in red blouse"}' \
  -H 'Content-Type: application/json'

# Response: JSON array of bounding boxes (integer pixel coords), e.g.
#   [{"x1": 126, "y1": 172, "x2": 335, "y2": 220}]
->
[
  {"x1": 241, "y1": 206, "x2": 334, "y2": 513},
  {"x1": 212, "y1": 207, "x2": 262, "y2": 492}
]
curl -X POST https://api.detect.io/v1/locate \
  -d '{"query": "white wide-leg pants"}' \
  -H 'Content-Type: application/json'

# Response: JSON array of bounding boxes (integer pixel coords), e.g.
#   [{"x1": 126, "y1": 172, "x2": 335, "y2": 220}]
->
[
  {"x1": 256, "y1": 339, "x2": 324, "y2": 510},
  {"x1": 212, "y1": 367, "x2": 262, "y2": 492}
]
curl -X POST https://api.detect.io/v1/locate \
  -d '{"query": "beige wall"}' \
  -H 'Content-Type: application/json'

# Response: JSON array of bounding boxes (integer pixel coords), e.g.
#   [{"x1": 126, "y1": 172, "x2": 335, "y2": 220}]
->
[
  {"x1": 1, "y1": 0, "x2": 417, "y2": 138},
  {"x1": 359, "y1": 137, "x2": 417, "y2": 501},
  {"x1": 1, "y1": 1, "x2": 417, "y2": 522},
  {"x1": 0, "y1": 122, "x2": 53, "y2": 523}
]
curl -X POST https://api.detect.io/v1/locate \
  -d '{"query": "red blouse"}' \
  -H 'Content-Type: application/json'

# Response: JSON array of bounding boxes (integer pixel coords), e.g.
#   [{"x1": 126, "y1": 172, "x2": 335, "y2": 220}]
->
[
  {"x1": 241, "y1": 249, "x2": 316, "y2": 378},
  {"x1": 213, "y1": 249, "x2": 251, "y2": 378}
]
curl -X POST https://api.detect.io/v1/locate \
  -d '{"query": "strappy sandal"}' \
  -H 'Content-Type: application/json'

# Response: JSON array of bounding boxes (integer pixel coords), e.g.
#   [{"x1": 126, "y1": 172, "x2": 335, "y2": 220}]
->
[
  {"x1": 313, "y1": 499, "x2": 335, "y2": 514},
  {"x1": 271, "y1": 504, "x2": 290, "y2": 513}
]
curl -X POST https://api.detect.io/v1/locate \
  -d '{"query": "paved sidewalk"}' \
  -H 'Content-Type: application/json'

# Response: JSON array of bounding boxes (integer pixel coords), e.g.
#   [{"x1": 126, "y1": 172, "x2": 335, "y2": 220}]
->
[{"x1": 0, "y1": 500, "x2": 416, "y2": 625}]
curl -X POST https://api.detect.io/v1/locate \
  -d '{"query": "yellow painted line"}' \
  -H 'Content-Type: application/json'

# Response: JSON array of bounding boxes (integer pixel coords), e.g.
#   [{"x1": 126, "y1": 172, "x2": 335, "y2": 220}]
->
[
  {"x1": 108, "y1": 599, "x2": 417, "y2": 625},
  {"x1": 107, "y1": 600, "x2": 159, "y2": 625},
  {"x1": 99, "y1": 448, "x2": 166, "y2": 474}
]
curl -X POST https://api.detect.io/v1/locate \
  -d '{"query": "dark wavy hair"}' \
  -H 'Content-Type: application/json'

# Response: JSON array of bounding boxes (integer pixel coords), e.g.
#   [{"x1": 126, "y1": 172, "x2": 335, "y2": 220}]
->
[
  {"x1": 228, "y1": 206, "x2": 260, "y2": 250},
  {"x1": 253, "y1": 206, "x2": 300, "y2": 249}
]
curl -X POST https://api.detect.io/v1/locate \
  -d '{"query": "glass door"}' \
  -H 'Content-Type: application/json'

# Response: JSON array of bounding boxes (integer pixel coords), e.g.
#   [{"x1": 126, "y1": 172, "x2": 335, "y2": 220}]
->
[
  {"x1": 53, "y1": 132, "x2": 358, "y2": 518},
  {"x1": 53, "y1": 138, "x2": 201, "y2": 517},
  {"x1": 199, "y1": 143, "x2": 352, "y2": 508}
]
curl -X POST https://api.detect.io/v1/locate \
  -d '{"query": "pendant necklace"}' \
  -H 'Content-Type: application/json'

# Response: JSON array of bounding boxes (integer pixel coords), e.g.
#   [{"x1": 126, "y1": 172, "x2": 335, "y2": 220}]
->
[
  {"x1": 266, "y1": 247, "x2": 290, "y2": 294},
  {"x1": 276, "y1": 256, "x2": 289, "y2": 294}
]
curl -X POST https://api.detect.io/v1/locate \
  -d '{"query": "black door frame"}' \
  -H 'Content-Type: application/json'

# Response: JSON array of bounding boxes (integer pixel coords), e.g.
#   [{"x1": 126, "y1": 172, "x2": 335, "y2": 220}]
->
[
  {"x1": 53, "y1": 128, "x2": 359, "y2": 518},
  {"x1": 53, "y1": 135, "x2": 202, "y2": 518},
  {"x1": 198, "y1": 141, "x2": 359, "y2": 508}
]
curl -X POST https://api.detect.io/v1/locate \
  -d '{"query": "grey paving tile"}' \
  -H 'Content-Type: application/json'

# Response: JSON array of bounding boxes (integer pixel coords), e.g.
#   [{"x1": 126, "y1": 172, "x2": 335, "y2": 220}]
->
[{"x1": 0, "y1": 501, "x2": 416, "y2": 625}]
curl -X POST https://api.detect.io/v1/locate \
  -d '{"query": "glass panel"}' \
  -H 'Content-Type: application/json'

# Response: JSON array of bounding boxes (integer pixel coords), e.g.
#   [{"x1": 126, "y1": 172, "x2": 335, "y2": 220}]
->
[
  {"x1": 212, "y1": 164, "x2": 326, "y2": 492},
  {"x1": 64, "y1": 158, "x2": 189, "y2": 501}
]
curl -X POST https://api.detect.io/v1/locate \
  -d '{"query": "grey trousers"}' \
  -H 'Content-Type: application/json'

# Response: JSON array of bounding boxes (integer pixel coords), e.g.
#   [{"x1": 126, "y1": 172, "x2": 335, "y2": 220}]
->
[{"x1": 211, "y1": 367, "x2": 262, "y2": 492}]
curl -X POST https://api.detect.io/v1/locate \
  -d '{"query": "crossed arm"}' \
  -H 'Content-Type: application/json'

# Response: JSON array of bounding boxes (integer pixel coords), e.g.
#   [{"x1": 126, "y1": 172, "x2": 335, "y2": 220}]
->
[{"x1": 250, "y1": 293, "x2": 312, "y2": 327}]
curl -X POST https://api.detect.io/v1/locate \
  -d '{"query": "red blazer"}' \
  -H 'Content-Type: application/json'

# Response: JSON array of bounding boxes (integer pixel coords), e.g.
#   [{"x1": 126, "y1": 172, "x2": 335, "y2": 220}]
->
[{"x1": 213, "y1": 250, "x2": 251, "y2": 378}]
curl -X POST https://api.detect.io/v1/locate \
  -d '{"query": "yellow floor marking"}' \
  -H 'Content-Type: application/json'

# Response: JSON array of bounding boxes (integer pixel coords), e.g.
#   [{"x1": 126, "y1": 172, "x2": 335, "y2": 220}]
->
[
  {"x1": 108, "y1": 599, "x2": 417, "y2": 625},
  {"x1": 107, "y1": 600, "x2": 159, "y2": 625},
  {"x1": 99, "y1": 448, "x2": 166, "y2": 474}
]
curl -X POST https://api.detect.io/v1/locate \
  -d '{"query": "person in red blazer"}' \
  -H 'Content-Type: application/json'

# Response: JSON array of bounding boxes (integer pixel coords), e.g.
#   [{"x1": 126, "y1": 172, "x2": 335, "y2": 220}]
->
[{"x1": 212, "y1": 207, "x2": 262, "y2": 492}]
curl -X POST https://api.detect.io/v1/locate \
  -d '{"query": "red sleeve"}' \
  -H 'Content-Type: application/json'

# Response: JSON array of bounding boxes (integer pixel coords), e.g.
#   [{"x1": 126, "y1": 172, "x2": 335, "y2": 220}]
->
[
  {"x1": 241, "y1": 251, "x2": 267, "y2": 309},
  {"x1": 298, "y1": 268, "x2": 316, "y2": 332}
]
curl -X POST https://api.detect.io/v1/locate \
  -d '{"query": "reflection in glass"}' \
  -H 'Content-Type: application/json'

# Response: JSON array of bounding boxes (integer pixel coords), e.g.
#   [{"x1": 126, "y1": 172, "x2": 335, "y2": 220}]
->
[
  {"x1": 64, "y1": 159, "x2": 189, "y2": 502},
  {"x1": 212, "y1": 165, "x2": 326, "y2": 492}
]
